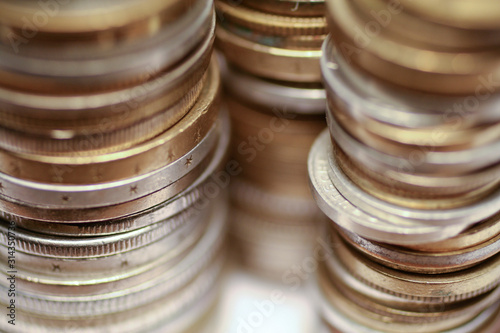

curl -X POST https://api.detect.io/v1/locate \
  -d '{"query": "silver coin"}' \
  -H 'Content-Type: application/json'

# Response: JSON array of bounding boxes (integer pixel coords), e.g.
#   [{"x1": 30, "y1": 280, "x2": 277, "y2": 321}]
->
[
  {"x1": 338, "y1": 227, "x2": 500, "y2": 274},
  {"x1": 327, "y1": 141, "x2": 500, "y2": 227},
  {"x1": 0, "y1": 210, "x2": 211, "y2": 281},
  {"x1": 0, "y1": 256, "x2": 223, "y2": 333},
  {"x1": 321, "y1": 36, "x2": 500, "y2": 130},
  {"x1": 0, "y1": 107, "x2": 231, "y2": 223},
  {"x1": 10, "y1": 193, "x2": 207, "y2": 236},
  {"x1": 3, "y1": 218, "x2": 202, "y2": 282},
  {"x1": 0, "y1": 196, "x2": 228, "y2": 316},
  {"x1": 308, "y1": 129, "x2": 468, "y2": 245},
  {"x1": 326, "y1": 102, "x2": 500, "y2": 175},
  {"x1": 0, "y1": 123, "x2": 218, "y2": 209},
  {"x1": 318, "y1": 277, "x2": 500, "y2": 333}
]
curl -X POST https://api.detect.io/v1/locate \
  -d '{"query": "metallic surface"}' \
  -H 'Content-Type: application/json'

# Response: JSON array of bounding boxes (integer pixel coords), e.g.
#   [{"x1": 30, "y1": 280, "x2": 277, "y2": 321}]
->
[
  {"x1": 0, "y1": 123, "x2": 218, "y2": 209},
  {"x1": 308, "y1": 130, "x2": 468, "y2": 245},
  {"x1": 242, "y1": 0, "x2": 326, "y2": 17},
  {"x1": 221, "y1": 60, "x2": 326, "y2": 115},
  {"x1": 0, "y1": 0, "x2": 213, "y2": 93},
  {"x1": 0, "y1": 107, "x2": 231, "y2": 223},
  {"x1": 326, "y1": 142, "x2": 500, "y2": 228},
  {"x1": 326, "y1": 0, "x2": 500, "y2": 94},
  {"x1": 216, "y1": 25, "x2": 322, "y2": 82},
  {"x1": 338, "y1": 226, "x2": 500, "y2": 274},
  {"x1": 0, "y1": 58, "x2": 221, "y2": 184}
]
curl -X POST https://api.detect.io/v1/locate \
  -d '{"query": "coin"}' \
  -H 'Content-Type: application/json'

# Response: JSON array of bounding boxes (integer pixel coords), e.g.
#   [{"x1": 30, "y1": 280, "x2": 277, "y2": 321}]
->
[
  {"x1": 406, "y1": 215, "x2": 500, "y2": 253},
  {"x1": 220, "y1": 60, "x2": 326, "y2": 115},
  {"x1": 215, "y1": 0, "x2": 325, "y2": 82},
  {"x1": 242, "y1": 0, "x2": 326, "y2": 17},
  {"x1": 335, "y1": 143, "x2": 498, "y2": 210},
  {"x1": 0, "y1": 3, "x2": 231, "y2": 333},
  {"x1": 325, "y1": 0, "x2": 500, "y2": 94},
  {"x1": 216, "y1": 0, "x2": 327, "y2": 36},
  {"x1": 351, "y1": 0, "x2": 500, "y2": 49},
  {"x1": 397, "y1": 0, "x2": 500, "y2": 30},
  {"x1": 0, "y1": 106, "x2": 231, "y2": 223},
  {"x1": 0, "y1": 58, "x2": 221, "y2": 184},
  {"x1": 337, "y1": 226, "x2": 500, "y2": 274},
  {"x1": 0, "y1": 37, "x2": 213, "y2": 138},
  {"x1": 319, "y1": 262, "x2": 500, "y2": 333},
  {"x1": 327, "y1": 140, "x2": 500, "y2": 228},
  {"x1": 0, "y1": 0, "x2": 213, "y2": 93},
  {"x1": 318, "y1": 2, "x2": 500, "y2": 332},
  {"x1": 308, "y1": 130, "x2": 469, "y2": 245},
  {"x1": 216, "y1": 25, "x2": 323, "y2": 82}
]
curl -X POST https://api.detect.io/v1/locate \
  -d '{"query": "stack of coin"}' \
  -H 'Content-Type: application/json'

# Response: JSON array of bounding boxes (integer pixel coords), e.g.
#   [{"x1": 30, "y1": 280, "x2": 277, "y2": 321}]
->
[
  {"x1": 0, "y1": 1, "x2": 231, "y2": 332},
  {"x1": 308, "y1": 0, "x2": 500, "y2": 331},
  {"x1": 316, "y1": 222, "x2": 500, "y2": 333},
  {"x1": 216, "y1": 0, "x2": 326, "y2": 82},
  {"x1": 215, "y1": 0, "x2": 327, "y2": 277}
]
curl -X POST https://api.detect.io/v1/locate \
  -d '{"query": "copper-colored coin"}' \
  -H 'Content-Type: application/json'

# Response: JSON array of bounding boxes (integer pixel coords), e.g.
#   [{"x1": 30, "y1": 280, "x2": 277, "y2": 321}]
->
[
  {"x1": 0, "y1": 74, "x2": 205, "y2": 155},
  {"x1": 334, "y1": 231, "x2": 500, "y2": 303},
  {"x1": 0, "y1": 0, "x2": 188, "y2": 35},
  {"x1": 318, "y1": 263, "x2": 500, "y2": 333},
  {"x1": 220, "y1": 19, "x2": 326, "y2": 50}
]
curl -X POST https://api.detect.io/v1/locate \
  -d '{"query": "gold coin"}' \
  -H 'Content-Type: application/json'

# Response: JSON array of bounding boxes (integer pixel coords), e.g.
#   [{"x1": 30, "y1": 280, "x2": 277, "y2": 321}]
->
[
  {"x1": 351, "y1": 0, "x2": 500, "y2": 50},
  {"x1": 216, "y1": 0, "x2": 327, "y2": 36},
  {"x1": 0, "y1": 30, "x2": 213, "y2": 137},
  {"x1": 337, "y1": 225, "x2": 500, "y2": 274},
  {"x1": 242, "y1": 0, "x2": 326, "y2": 17},
  {"x1": 335, "y1": 142, "x2": 499, "y2": 209},
  {"x1": 0, "y1": 75, "x2": 205, "y2": 155},
  {"x1": 0, "y1": 0, "x2": 191, "y2": 38},
  {"x1": 406, "y1": 213, "x2": 500, "y2": 253},
  {"x1": 0, "y1": 58, "x2": 221, "y2": 184},
  {"x1": 325, "y1": 0, "x2": 500, "y2": 94},
  {"x1": 216, "y1": 24, "x2": 322, "y2": 82},
  {"x1": 334, "y1": 231, "x2": 500, "y2": 303},
  {"x1": 330, "y1": 95, "x2": 500, "y2": 149},
  {"x1": 318, "y1": 263, "x2": 494, "y2": 333},
  {"x1": 398, "y1": 0, "x2": 500, "y2": 30}
]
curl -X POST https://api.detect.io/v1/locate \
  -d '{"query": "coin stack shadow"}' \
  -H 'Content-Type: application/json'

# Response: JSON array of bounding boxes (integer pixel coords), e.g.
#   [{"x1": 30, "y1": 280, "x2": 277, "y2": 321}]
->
[
  {"x1": 309, "y1": 0, "x2": 500, "y2": 332},
  {"x1": 0, "y1": 1, "x2": 231, "y2": 332},
  {"x1": 215, "y1": 0, "x2": 328, "y2": 277}
]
